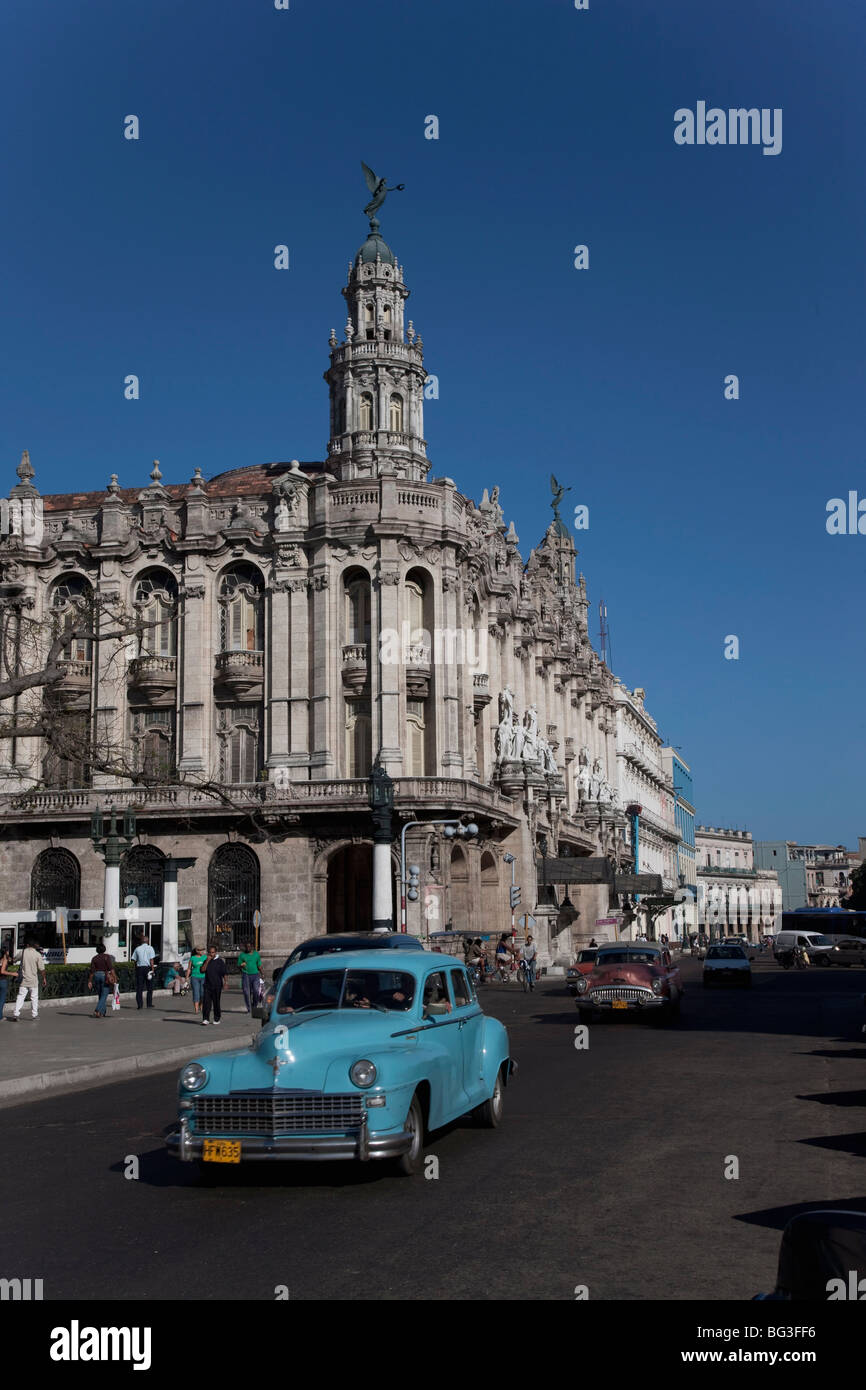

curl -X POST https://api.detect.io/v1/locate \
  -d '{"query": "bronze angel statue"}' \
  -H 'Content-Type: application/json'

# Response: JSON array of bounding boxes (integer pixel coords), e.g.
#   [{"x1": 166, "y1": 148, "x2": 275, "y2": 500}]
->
[
  {"x1": 361, "y1": 162, "x2": 405, "y2": 220},
  {"x1": 550, "y1": 473, "x2": 572, "y2": 520}
]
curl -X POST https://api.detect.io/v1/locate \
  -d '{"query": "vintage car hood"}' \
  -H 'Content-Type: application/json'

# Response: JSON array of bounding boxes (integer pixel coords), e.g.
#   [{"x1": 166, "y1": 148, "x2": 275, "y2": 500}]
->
[
  {"x1": 200, "y1": 1009, "x2": 417, "y2": 1093},
  {"x1": 589, "y1": 963, "x2": 662, "y2": 988}
]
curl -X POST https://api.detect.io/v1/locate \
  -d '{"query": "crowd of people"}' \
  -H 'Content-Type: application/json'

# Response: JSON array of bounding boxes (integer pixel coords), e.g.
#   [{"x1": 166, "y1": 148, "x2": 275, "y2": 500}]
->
[{"x1": 462, "y1": 931, "x2": 538, "y2": 989}]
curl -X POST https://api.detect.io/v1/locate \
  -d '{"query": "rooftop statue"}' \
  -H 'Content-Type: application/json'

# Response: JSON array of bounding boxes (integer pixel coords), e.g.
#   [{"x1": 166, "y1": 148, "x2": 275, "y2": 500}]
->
[{"x1": 361, "y1": 162, "x2": 405, "y2": 221}]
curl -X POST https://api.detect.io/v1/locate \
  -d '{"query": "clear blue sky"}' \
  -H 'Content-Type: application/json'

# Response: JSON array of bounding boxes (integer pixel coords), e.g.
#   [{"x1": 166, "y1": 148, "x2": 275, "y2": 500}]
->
[{"x1": 1, "y1": 0, "x2": 863, "y2": 844}]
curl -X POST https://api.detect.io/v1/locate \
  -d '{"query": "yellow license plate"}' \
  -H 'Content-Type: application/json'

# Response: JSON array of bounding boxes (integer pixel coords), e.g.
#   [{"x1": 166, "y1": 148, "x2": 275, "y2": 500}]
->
[
  {"x1": 202, "y1": 1139, "x2": 241, "y2": 1164},
  {"x1": 611, "y1": 999, "x2": 628, "y2": 1009}
]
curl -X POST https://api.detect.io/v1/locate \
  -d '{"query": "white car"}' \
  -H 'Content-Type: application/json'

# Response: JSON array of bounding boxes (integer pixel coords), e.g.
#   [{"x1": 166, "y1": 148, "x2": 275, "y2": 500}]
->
[{"x1": 703, "y1": 943, "x2": 752, "y2": 987}]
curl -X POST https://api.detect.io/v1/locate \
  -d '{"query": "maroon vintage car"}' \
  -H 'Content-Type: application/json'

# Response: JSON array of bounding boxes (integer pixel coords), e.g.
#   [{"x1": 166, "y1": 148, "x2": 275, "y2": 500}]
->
[
  {"x1": 574, "y1": 941, "x2": 683, "y2": 1023},
  {"x1": 565, "y1": 948, "x2": 598, "y2": 995}
]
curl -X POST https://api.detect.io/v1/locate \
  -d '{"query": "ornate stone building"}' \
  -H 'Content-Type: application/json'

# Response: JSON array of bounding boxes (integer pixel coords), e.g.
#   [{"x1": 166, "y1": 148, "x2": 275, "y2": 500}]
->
[{"x1": 0, "y1": 216, "x2": 639, "y2": 965}]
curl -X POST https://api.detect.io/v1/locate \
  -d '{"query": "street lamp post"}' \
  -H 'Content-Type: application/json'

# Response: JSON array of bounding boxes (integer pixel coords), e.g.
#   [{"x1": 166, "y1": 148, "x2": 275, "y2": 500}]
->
[
  {"x1": 369, "y1": 760, "x2": 395, "y2": 932},
  {"x1": 90, "y1": 806, "x2": 136, "y2": 956},
  {"x1": 400, "y1": 819, "x2": 478, "y2": 935}
]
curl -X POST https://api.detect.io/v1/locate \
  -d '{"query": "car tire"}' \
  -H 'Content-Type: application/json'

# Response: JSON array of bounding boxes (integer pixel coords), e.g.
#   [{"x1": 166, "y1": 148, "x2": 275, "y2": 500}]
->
[
  {"x1": 816, "y1": 955, "x2": 831, "y2": 967},
  {"x1": 395, "y1": 1094, "x2": 425, "y2": 1176},
  {"x1": 474, "y1": 1068, "x2": 504, "y2": 1128}
]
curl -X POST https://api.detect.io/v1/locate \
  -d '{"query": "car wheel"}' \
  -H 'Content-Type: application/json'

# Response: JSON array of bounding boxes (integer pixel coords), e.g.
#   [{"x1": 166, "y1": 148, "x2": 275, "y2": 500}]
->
[
  {"x1": 475, "y1": 1068, "x2": 504, "y2": 1128},
  {"x1": 395, "y1": 1094, "x2": 425, "y2": 1176},
  {"x1": 816, "y1": 955, "x2": 831, "y2": 967}
]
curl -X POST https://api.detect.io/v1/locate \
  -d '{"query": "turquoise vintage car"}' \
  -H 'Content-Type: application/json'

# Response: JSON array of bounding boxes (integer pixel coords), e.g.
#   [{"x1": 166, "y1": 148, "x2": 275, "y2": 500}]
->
[{"x1": 166, "y1": 950, "x2": 515, "y2": 1175}]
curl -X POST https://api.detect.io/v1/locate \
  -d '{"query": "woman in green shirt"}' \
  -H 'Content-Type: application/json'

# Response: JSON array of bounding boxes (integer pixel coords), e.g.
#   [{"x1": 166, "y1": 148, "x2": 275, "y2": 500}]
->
[
  {"x1": 187, "y1": 947, "x2": 207, "y2": 1013},
  {"x1": 238, "y1": 941, "x2": 263, "y2": 1014}
]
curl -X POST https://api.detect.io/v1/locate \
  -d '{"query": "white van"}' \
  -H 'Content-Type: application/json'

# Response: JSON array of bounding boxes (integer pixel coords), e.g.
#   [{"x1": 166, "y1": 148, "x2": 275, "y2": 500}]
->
[{"x1": 773, "y1": 930, "x2": 837, "y2": 966}]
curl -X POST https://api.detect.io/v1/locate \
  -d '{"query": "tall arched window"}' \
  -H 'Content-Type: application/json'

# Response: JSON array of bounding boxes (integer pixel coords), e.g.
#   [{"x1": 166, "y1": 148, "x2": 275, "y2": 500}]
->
[
  {"x1": 120, "y1": 845, "x2": 165, "y2": 910},
  {"x1": 50, "y1": 575, "x2": 93, "y2": 662},
  {"x1": 389, "y1": 393, "x2": 403, "y2": 431},
  {"x1": 208, "y1": 844, "x2": 260, "y2": 948},
  {"x1": 359, "y1": 392, "x2": 374, "y2": 431},
  {"x1": 218, "y1": 565, "x2": 264, "y2": 652},
  {"x1": 216, "y1": 705, "x2": 262, "y2": 783},
  {"x1": 30, "y1": 848, "x2": 81, "y2": 910},
  {"x1": 133, "y1": 570, "x2": 178, "y2": 657},
  {"x1": 344, "y1": 572, "x2": 371, "y2": 645}
]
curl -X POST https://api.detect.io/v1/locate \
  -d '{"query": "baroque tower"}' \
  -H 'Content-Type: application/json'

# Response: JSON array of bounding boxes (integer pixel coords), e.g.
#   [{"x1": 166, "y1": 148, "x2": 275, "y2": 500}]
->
[{"x1": 323, "y1": 217, "x2": 428, "y2": 481}]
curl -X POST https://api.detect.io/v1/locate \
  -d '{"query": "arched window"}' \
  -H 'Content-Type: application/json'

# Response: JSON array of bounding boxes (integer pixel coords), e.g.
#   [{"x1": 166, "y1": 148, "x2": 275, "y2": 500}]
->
[
  {"x1": 50, "y1": 575, "x2": 93, "y2": 662},
  {"x1": 365, "y1": 302, "x2": 374, "y2": 324},
  {"x1": 344, "y1": 572, "x2": 371, "y2": 645},
  {"x1": 30, "y1": 848, "x2": 80, "y2": 910},
  {"x1": 389, "y1": 393, "x2": 403, "y2": 431},
  {"x1": 120, "y1": 845, "x2": 165, "y2": 910},
  {"x1": 359, "y1": 392, "x2": 374, "y2": 431},
  {"x1": 218, "y1": 565, "x2": 264, "y2": 652},
  {"x1": 208, "y1": 844, "x2": 260, "y2": 948},
  {"x1": 382, "y1": 305, "x2": 392, "y2": 341},
  {"x1": 346, "y1": 700, "x2": 372, "y2": 777},
  {"x1": 133, "y1": 570, "x2": 178, "y2": 657}
]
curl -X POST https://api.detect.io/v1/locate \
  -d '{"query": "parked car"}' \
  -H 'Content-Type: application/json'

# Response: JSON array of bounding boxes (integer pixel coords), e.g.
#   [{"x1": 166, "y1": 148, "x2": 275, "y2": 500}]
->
[
  {"x1": 574, "y1": 942, "x2": 683, "y2": 1023},
  {"x1": 565, "y1": 948, "x2": 598, "y2": 995},
  {"x1": 703, "y1": 943, "x2": 752, "y2": 987},
  {"x1": 773, "y1": 931, "x2": 838, "y2": 967},
  {"x1": 831, "y1": 937, "x2": 866, "y2": 968},
  {"x1": 166, "y1": 950, "x2": 515, "y2": 1176}
]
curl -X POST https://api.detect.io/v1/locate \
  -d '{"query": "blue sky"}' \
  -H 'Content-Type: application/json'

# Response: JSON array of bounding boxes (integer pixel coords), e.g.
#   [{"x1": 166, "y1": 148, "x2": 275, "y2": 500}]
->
[{"x1": 1, "y1": 0, "x2": 863, "y2": 843}]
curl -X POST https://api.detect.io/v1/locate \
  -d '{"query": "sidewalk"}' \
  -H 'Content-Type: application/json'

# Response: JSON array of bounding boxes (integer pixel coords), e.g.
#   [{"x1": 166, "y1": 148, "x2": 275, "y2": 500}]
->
[{"x1": 0, "y1": 988, "x2": 259, "y2": 1108}]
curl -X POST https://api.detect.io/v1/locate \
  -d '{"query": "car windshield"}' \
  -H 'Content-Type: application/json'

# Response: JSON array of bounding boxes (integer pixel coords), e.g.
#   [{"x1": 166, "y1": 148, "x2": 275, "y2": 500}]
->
[
  {"x1": 277, "y1": 968, "x2": 416, "y2": 1014},
  {"x1": 596, "y1": 950, "x2": 658, "y2": 965},
  {"x1": 577, "y1": 950, "x2": 597, "y2": 963},
  {"x1": 706, "y1": 946, "x2": 746, "y2": 959}
]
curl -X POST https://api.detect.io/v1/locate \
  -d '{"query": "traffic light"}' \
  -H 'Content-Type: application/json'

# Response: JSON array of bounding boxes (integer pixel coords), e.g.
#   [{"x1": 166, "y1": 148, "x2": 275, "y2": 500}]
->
[
  {"x1": 407, "y1": 864, "x2": 420, "y2": 902},
  {"x1": 509, "y1": 884, "x2": 521, "y2": 910}
]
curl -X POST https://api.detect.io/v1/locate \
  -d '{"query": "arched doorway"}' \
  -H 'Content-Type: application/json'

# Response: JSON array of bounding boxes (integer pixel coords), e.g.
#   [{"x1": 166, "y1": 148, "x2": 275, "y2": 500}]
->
[
  {"x1": 327, "y1": 844, "x2": 373, "y2": 934},
  {"x1": 208, "y1": 844, "x2": 260, "y2": 948},
  {"x1": 480, "y1": 852, "x2": 500, "y2": 934},
  {"x1": 450, "y1": 846, "x2": 470, "y2": 933},
  {"x1": 30, "y1": 849, "x2": 80, "y2": 910}
]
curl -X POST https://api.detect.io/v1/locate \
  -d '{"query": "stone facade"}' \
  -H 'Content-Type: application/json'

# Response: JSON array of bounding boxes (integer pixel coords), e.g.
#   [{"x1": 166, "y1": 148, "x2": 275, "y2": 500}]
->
[{"x1": 0, "y1": 219, "x2": 672, "y2": 965}]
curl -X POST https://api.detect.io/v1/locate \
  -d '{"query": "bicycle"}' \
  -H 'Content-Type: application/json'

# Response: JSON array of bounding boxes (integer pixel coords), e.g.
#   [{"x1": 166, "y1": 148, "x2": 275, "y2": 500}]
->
[{"x1": 517, "y1": 959, "x2": 534, "y2": 992}]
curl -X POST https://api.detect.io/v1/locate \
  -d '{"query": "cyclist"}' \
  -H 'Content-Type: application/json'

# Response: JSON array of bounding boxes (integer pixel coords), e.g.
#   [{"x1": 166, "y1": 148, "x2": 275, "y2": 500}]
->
[
  {"x1": 495, "y1": 933, "x2": 515, "y2": 982},
  {"x1": 520, "y1": 933, "x2": 538, "y2": 991}
]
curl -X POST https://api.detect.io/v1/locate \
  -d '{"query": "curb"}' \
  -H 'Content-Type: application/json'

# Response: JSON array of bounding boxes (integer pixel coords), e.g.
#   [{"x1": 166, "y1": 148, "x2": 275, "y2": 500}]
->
[
  {"x1": 1, "y1": 987, "x2": 175, "y2": 1017},
  {"x1": 0, "y1": 1029, "x2": 257, "y2": 1110}
]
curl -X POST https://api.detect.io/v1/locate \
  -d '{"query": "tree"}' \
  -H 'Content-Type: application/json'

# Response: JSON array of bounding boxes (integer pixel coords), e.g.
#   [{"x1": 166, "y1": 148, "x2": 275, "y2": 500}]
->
[{"x1": 843, "y1": 862, "x2": 866, "y2": 911}]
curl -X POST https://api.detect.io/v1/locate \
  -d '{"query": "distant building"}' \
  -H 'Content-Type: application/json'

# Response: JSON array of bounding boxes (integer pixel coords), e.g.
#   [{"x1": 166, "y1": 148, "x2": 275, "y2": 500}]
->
[
  {"x1": 754, "y1": 841, "x2": 852, "y2": 910},
  {"x1": 613, "y1": 684, "x2": 680, "y2": 938},
  {"x1": 753, "y1": 842, "x2": 808, "y2": 910},
  {"x1": 695, "y1": 826, "x2": 781, "y2": 939},
  {"x1": 662, "y1": 748, "x2": 696, "y2": 938}
]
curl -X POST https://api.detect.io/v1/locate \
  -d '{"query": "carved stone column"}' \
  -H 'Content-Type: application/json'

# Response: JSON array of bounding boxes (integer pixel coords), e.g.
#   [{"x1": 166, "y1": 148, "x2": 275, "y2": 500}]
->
[{"x1": 178, "y1": 579, "x2": 207, "y2": 774}]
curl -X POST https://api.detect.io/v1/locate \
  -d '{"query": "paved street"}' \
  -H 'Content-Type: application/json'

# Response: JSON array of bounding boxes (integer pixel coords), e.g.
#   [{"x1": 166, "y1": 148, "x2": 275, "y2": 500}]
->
[{"x1": 1, "y1": 956, "x2": 863, "y2": 1301}]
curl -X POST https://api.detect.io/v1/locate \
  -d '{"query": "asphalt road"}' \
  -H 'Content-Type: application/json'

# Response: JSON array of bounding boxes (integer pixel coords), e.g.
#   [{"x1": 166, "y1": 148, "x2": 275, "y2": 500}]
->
[{"x1": 3, "y1": 956, "x2": 864, "y2": 1301}]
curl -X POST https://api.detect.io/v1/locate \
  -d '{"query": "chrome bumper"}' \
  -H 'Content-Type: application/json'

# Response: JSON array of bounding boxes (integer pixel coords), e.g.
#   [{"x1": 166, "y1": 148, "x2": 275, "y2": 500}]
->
[
  {"x1": 576, "y1": 996, "x2": 668, "y2": 1011},
  {"x1": 166, "y1": 1116, "x2": 412, "y2": 1163}
]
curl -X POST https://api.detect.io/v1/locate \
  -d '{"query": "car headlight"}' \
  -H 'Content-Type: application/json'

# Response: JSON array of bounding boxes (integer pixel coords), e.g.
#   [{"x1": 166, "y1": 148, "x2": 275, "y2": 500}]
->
[
  {"x1": 349, "y1": 1059, "x2": 377, "y2": 1088},
  {"x1": 575, "y1": 977, "x2": 588, "y2": 995},
  {"x1": 180, "y1": 1063, "x2": 208, "y2": 1092},
  {"x1": 651, "y1": 978, "x2": 664, "y2": 995}
]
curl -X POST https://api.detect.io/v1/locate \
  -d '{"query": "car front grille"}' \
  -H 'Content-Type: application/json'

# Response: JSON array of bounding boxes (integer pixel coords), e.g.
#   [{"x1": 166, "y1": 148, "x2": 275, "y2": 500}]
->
[
  {"x1": 194, "y1": 1092, "x2": 365, "y2": 1135},
  {"x1": 590, "y1": 987, "x2": 654, "y2": 1003}
]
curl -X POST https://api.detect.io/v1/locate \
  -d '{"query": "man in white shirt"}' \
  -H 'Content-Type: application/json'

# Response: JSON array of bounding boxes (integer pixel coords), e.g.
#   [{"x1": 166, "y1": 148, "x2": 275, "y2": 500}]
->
[
  {"x1": 12, "y1": 939, "x2": 47, "y2": 1020},
  {"x1": 132, "y1": 935, "x2": 156, "y2": 1009}
]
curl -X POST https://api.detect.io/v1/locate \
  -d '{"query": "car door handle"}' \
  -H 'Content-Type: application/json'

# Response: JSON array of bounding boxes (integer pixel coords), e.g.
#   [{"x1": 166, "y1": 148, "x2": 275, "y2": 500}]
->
[{"x1": 457, "y1": 1019, "x2": 466, "y2": 1029}]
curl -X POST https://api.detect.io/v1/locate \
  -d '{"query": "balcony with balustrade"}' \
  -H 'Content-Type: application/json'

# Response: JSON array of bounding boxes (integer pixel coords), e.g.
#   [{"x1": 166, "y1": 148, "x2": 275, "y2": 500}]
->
[{"x1": 214, "y1": 650, "x2": 264, "y2": 700}]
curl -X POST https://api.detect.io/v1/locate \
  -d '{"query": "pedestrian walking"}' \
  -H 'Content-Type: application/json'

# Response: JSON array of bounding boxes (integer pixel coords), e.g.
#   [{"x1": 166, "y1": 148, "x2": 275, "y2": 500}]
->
[
  {"x1": 201, "y1": 943, "x2": 228, "y2": 1025},
  {"x1": 132, "y1": 934, "x2": 156, "y2": 1010},
  {"x1": 187, "y1": 945, "x2": 207, "y2": 1014},
  {"x1": 237, "y1": 940, "x2": 263, "y2": 1014},
  {"x1": 87, "y1": 940, "x2": 116, "y2": 1018},
  {"x1": 0, "y1": 942, "x2": 19, "y2": 1021},
  {"x1": 12, "y1": 939, "x2": 47, "y2": 1021}
]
